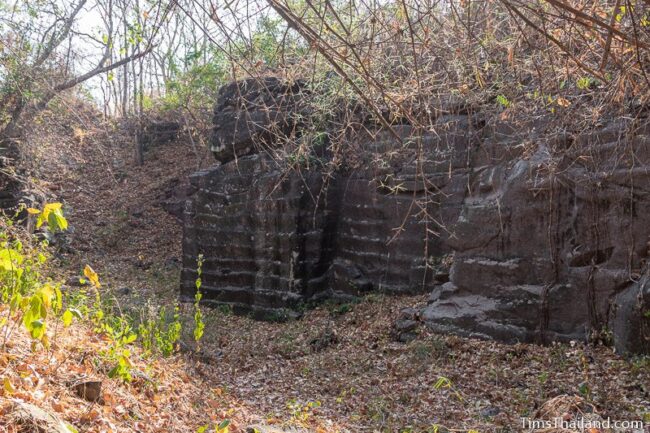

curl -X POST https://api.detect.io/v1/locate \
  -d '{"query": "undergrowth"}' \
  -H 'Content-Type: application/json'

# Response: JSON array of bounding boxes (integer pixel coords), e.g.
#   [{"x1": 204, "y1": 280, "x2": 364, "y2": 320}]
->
[{"x1": 0, "y1": 203, "x2": 206, "y2": 384}]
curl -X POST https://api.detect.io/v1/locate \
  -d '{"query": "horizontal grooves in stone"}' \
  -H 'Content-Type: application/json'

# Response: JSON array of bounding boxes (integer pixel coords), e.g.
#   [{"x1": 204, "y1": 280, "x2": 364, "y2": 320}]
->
[{"x1": 181, "y1": 152, "x2": 453, "y2": 317}]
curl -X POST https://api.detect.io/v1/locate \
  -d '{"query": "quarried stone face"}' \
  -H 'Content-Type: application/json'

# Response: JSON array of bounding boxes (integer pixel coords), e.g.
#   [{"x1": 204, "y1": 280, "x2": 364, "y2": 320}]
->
[
  {"x1": 182, "y1": 78, "x2": 650, "y2": 355},
  {"x1": 210, "y1": 77, "x2": 308, "y2": 163}
]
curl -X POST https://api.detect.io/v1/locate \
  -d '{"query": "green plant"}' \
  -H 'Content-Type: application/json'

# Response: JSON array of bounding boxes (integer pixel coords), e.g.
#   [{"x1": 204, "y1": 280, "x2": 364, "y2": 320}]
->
[
  {"x1": 74, "y1": 265, "x2": 139, "y2": 383},
  {"x1": 629, "y1": 355, "x2": 649, "y2": 374},
  {"x1": 287, "y1": 399, "x2": 321, "y2": 425},
  {"x1": 576, "y1": 76, "x2": 597, "y2": 90},
  {"x1": 100, "y1": 311, "x2": 138, "y2": 382},
  {"x1": 215, "y1": 420, "x2": 230, "y2": 433},
  {"x1": 0, "y1": 203, "x2": 68, "y2": 349},
  {"x1": 537, "y1": 372, "x2": 549, "y2": 384},
  {"x1": 537, "y1": 371, "x2": 549, "y2": 399},
  {"x1": 325, "y1": 300, "x2": 355, "y2": 316},
  {"x1": 217, "y1": 303, "x2": 233, "y2": 315},
  {"x1": 411, "y1": 341, "x2": 433, "y2": 361},
  {"x1": 366, "y1": 397, "x2": 390, "y2": 425},
  {"x1": 1, "y1": 203, "x2": 195, "y2": 386},
  {"x1": 578, "y1": 350, "x2": 592, "y2": 400},
  {"x1": 138, "y1": 304, "x2": 182, "y2": 357},
  {"x1": 496, "y1": 94, "x2": 510, "y2": 108},
  {"x1": 335, "y1": 387, "x2": 356, "y2": 404},
  {"x1": 434, "y1": 376, "x2": 464, "y2": 402},
  {"x1": 107, "y1": 348, "x2": 134, "y2": 382},
  {"x1": 27, "y1": 203, "x2": 68, "y2": 232},
  {"x1": 197, "y1": 420, "x2": 231, "y2": 433},
  {"x1": 193, "y1": 254, "x2": 205, "y2": 346}
]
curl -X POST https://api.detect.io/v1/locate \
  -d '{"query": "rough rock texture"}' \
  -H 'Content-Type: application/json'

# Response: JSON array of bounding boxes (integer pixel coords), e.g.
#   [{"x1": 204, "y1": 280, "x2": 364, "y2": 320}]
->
[
  {"x1": 210, "y1": 77, "x2": 307, "y2": 163},
  {"x1": 141, "y1": 118, "x2": 180, "y2": 148},
  {"x1": 182, "y1": 79, "x2": 650, "y2": 355},
  {"x1": 422, "y1": 119, "x2": 650, "y2": 349},
  {"x1": 0, "y1": 140, "x2": 24, "y2": 211},
  {"x1": 182, "y1": 118, "x2": 471, "y2": 316},
  {"x1": 609, "y1": 275, "x2": 650, "y2": 355}
]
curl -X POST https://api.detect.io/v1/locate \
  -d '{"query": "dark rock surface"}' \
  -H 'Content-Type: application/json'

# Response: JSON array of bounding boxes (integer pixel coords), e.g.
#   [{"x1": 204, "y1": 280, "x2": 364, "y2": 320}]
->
[
  {"x1": 210, "y1": 77, "x2": 308, "y2": 163},
  {"x1": 158, "y1": 176, "x2": 195, "y2": 221},
  {"x1": 609, "y1": 275, "x2": 650, "y2": 355},
  {"x1": 182, "y1": 123, "x2": 463, "y2": 317},
  {"x1": 72, "y1": 380, "x2": 103, "y2": 402},
  {"x1": 141, "y1": 118, "x2": 180, "y2": 148},
  {"x1": 0, "y1": 139, "x2": 24, "y2": 212},
  {"x1": 391, "y1": 307, "x2": 422, "y2": 342},
  {"x1": 182, "y1": 78, "x2": 650, "y2": 355},
  {"x1": 420, "y1": 119, "x2": 650, "y2": 354}
]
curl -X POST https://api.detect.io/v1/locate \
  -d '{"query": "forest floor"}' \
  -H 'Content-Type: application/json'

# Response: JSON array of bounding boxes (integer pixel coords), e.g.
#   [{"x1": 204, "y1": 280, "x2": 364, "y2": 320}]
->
[{"x1": 1, "y1": 105, "x2": 648, "y2": 433}]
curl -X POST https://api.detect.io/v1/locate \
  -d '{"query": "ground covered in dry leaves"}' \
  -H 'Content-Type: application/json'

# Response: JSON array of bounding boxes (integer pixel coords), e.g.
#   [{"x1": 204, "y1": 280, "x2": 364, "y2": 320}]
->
[
  {"x1": 196, "y1": 296, "x2": 649, "y2": 432},
  {"x1": 1, "y1": 105, "x2": 648, "y2": 433}
]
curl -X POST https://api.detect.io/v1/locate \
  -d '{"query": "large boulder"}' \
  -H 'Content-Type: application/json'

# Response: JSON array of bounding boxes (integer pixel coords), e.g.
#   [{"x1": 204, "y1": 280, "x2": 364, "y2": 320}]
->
[
  {"x1": 210, "y1": 77, "x2": 308, "y2": 163},
  {"x1": 181, "y1": 122, "x2": 466, "y2": 317}
]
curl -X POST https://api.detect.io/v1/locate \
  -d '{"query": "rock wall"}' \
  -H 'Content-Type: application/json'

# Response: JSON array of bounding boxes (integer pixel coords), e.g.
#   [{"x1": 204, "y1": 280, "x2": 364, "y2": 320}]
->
[
  {"x1": 424, "y1": 119, "x2": 650, "y2": 356},
  {"x1": 181, "y1": 79, "x2": 650, "y2": 354},
  {"x1": 180, "y1": 121, "x2": 466, "y2": 317},
  {"x1": 141, "y1": 119, "x2": 180, "y2": 148},
  {"x1": 0, "y1": 140, "x2": 25, "y2": 212}
]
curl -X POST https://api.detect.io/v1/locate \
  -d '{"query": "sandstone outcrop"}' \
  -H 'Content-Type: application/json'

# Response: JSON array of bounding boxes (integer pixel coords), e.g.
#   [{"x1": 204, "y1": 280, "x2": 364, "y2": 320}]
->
[
  {"x1": 181, "y1": 78, "x2": 650, "y2": 355},
  {"x1": 210, "y1": 77, "x2": 308, "y2": 163},
  {"x1": 0, "y1": 140, "x2": 24, "y2": 211},
  {"x1": 141, "y1": 118, "x2": 180, "y2": 148}
]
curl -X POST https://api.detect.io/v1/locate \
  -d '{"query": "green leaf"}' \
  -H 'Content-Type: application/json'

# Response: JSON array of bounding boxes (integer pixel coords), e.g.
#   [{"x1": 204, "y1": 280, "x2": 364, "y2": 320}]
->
[
  {"x1": 108, "y1": 365, "x2": 121, "y2": 378},
  {"x1": 83, "y1": 265, "x2": 101, "y2": 288},
  {"x1": 496, "y1": 94, "x2": 510, "y2": 108},
  {"x1": 62, "y1": 310, "x2": 73, "y2": 327},
  {"x1": 54, "y1": 286, "x2": 63, "y2": 312},
  {"x1": 9, "y1": 293, "x2": 22, "y2": 312},
  {"x1": 0, "y1": 248, "x2": 23, "y2": 271},
  {"x1": 47, "y1": 210, "x2": 68, "y2": 232},
  {"x1": 216, "y1": 420, "x2": 230, "y2": 433},
  {"x1": 29, "y1": 319, "x2": 45, "y2": 339}
]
